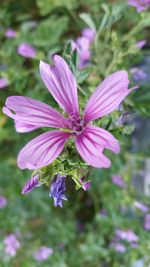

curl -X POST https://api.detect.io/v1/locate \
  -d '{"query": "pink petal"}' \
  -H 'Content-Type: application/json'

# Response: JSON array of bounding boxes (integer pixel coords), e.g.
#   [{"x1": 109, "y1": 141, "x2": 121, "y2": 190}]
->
[
  {"x1": 15, "y1": 121, "x2": 39, "y2": 133},
  {"x1": 17, "y1": 130, "x2": 71, "y2": 170},
  {"x1": 39, "y1": 55, "x2": 79, "y2": 116},
  {"x1": 3, "y1": 96, "x2": 67, "y2": 130},
  {"x1": 84, "y1": 71, "x2": 130, "y2": 123},
  {"x1": 75, "y1": 125, "x2": 119, "y2": 168}
]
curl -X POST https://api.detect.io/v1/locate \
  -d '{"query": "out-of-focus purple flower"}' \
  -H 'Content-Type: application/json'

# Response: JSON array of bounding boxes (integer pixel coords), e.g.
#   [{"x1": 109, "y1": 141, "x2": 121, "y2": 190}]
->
[
  {"x1": 136, "y1": 40, "x2": 146, "y2": 49},
  {"x1": 22, "y1": 174, "x2": 42, "y2": 194},
  {"x1": 110, "y1": 242, "x2": 126, "y2": 253},
  {"x1": 115, "y1": 229, "x2": 139, "y2": 243},
  {"x1": 82, "y1": 27, "x2": 96, "y2": 43},
  {"x1": 128, "y1": 0, "x2": 150, "y2": 12},
  {"x1": 0, "y1": 196, "x2": 7, "y2": 208},
  {"x1": 144, "y1": 214, "x2": 150, "y2": 230},
  {"x1": 100, "y1": 209, "x2": 108, "y2": 217},
  {"x1": 112, "y1": 175, "x2": 125, "y2": 187},
  {"x1": 72, "y1": 37, "x2": 91, "y2": 69},
  {"x1": 130, "y1": 242, "x2": 139, "y2": 248},
  {"x1": 5, "y1": 28, "x2": 17, "y2": 38},
  {"x1": 17, "y1": 43, "x2": 36, "y2": 58},
  {"x1": 4, "y1": 234, "x2": 20, "y2": 257},
  {"x1": 130, "y1": 68, "x2": 147, "y2": 82},
  {"x1": 134, "y1": 201, "x2": 148, "y2": 213},
  {"x1": 49, "y1": 174, "x2": 67, "y2": 207},
  {"x1": 0, "y1": 78, "x2": 9, "y2": 89},
  {"x1": 33, "y1": 246, "x2": 53, "y2": 261}
]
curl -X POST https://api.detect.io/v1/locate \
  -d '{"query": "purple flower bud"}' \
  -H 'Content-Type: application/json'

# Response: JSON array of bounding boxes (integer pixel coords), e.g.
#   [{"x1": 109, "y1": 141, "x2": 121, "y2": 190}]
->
[
  {"x1": 49, "y1": 174, "x2": 67, "y2": 208},
  {"x1": 134, "y1": 201, "x2": 148, "y2": 213},
  {"x1": 80, "y1": 177, "x2": 91, "y2": 191},
  {"x1": 5, "y1": 28, "x2": 17, "y2": 38},
  {"x1": 4, "y1": 234, "x2": 20, "y2": 257},
  {"x1": 0, "y1": 78, "x2": 9, "y2": 89},
  {"x1": 112, "y1": 175, "x2": 125, "y2": 187},
  {"x1": 33, "y1": 246, "x2": 53, "y2": 261},
  {"x1": 144, "y1": 214, "x2": 150, "y2": 230},
  {"x1": 136, "y1": 40, "x2": 146, "y2": 49},
  {"x1": 0, "y1": 196, "x2": 7, "y2": 208},
  {"x1": 22, "y1": 174, "x2": 41, "y2": 194},
  {"x1": 17, "y1": 43, "x2": 37, "y2": 58},
  {"x1": 82, "y1": 27, "x2": 96, "y2": 43}
]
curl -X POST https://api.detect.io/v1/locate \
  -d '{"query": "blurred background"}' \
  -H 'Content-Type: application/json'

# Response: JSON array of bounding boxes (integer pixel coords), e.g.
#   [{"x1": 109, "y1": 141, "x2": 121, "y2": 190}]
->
[{"x1": 0, "y1": 0, "x2": 150, "y2": 266}]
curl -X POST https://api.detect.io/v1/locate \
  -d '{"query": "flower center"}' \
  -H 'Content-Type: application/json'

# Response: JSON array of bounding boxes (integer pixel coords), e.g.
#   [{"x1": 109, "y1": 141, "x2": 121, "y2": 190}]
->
[{"x1": 70, "y1": 115, "x2": 84, "y2": 133}]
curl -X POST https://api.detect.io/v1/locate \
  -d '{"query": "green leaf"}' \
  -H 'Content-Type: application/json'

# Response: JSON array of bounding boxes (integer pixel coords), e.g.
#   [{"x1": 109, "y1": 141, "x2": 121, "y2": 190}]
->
[{"x1": 79, "y1": 13, "x2": 96, "y2": 30}]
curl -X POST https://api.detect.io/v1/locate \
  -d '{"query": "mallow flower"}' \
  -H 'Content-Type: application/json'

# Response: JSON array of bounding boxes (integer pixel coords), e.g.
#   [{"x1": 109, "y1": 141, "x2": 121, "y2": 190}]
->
[
  {"x1": 3, "y1": 55, "x2": 134, "y2": 170},
  {"x1": 49, "y1": 174, "x2": 67, "y2": 207},
  {"x1": 128, "y1": 0, "x2": 150, "y2": 12}
]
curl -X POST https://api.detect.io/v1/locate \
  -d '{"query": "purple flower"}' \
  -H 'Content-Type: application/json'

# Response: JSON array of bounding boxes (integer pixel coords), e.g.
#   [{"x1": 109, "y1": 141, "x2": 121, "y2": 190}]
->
[
  {"x1": 130, "y1": 68, "x2": 147, "y2": 81},
  {"x1": 0, "y1": 78, "x2": 9, "y2": 89},
  {"x1": 4, "y1": 234, "x2": 20, "y2": 257},
  {"x1": 144, "y1": 214, "x2": 150, "y2": 230},
  {"x1": 17, "y1": 43, "x2": 36, "y2": 58},
  {"x1": 112, "y1": 175, "x2": 125, "y2": 187},
  {"x1": 0, "y1": 196, "x2": 7, "y2": 208},
  {"x1": 3, "y1": 55, "x2": 135, "y2": 171},
  {"x1": 110, "y1": 242, "x2": 126, "y2": 253},
  {"x1": 72, "y1": 37, "x2": 91, "y2": 69},
  {"x1": 115, "y1": 229, "x2": 139, "y2": 243},
  {"x1": 22, "y1": 174, "x2": 42, "y2": 194},
  {"x1": 82, "y1": 27, "x2": 96, "y2": 43},
  {"x1": 33, "y1": 246, "x2": 53, "y2": 261},
  {"x1": 5, "y1": 28, "x2": 17, "y2": 38},
  {"x1": 49, "y1": 174, "x2": 67, "y2": 207},
  {"x1": 128, "y1": 0, "x2": 150, "y2": 12},
  {"x1": 136, "y1": 40, "x2": 146, "y2": 49},
  {"x1": 134, "y1": 201, "x2": 148, "y2": 213}
]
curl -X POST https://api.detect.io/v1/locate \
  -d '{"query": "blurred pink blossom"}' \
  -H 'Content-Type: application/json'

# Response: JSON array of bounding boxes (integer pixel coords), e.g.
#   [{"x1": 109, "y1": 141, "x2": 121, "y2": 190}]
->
[
  {"x1": 128, "y1": 0, "x2": 150, "y2": 12},
  {"x1": 110, "y1": 242, "x2": 126, "y2": 253},
  {"x1": 115, "y1": 229, "x2": 139, "y2": 243},
  {"x1": 0, "y1": 196, "x2": 7, "y2": 208},
  {"x1": 112, "y1": 175, "x2": 125, "y2": 187},
  {"x1": 134, "y1": 201, "x2": 148, "y2": 213},
  {"x1": 82, "y1": 27, "x2": 96, "y2": 43},
  {"x1": 136, "y1": 40, "x2": 146, "y2": 49},
  {"x1": 4, "y1": 234, "x2": 20, "y2": 257},
  {"x1": 33, "y1": 246, "x2": 53, "y2": 261},
  {"x1": 0, "y1": 78, "x2": 9, "y2": 89},
  {"x1": 17, "y1": 43, "x2": 36, "y2": 58},
  {"x1": 5, "y1": 28, "x2": 17, "y2": 38},
  {"x1": 144, "y1": 214, "x2": 150, "y2": 230}
]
